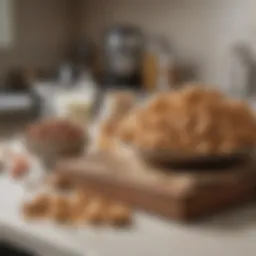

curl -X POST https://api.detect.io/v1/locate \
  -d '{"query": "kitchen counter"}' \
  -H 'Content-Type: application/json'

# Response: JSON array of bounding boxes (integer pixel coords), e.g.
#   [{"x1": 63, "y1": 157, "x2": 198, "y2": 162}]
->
[{"x1": 2, "y1": 172, "x2": 256, "y2": 256}]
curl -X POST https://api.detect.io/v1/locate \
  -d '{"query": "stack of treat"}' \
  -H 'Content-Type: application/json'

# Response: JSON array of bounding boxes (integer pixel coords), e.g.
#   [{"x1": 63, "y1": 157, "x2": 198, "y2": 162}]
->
[
  {"x1": 117, "y1": 85, "x2": 256, "y2": 155},
  {"x1": 22, "y1": 174, "x2": 131, "y2": 227}
]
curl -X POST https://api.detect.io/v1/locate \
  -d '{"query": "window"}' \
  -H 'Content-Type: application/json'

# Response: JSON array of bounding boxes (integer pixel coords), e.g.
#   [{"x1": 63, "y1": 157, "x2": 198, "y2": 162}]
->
[{"x1": 0, "y1": 0, "x2": 12, "y2": 47}]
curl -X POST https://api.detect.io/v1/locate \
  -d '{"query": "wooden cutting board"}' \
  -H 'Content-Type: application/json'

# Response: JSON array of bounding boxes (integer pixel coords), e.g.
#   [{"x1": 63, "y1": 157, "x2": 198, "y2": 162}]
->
[{"x1": 56, "y1": 151, "x2": 256, "y2": 221}]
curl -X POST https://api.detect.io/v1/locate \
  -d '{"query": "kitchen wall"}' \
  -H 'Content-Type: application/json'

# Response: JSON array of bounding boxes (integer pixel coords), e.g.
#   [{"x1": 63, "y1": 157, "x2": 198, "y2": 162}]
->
[
  {"x1": 0, "y1": 0, "x2": 76, "y2": 78},
  {"x1": 80, "y1": 0, "x2": 254, "y2": 90}
]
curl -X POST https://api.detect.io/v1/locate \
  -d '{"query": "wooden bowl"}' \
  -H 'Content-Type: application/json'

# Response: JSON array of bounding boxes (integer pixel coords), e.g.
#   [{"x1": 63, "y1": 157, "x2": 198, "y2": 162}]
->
[
  {"x1": 25, "y1": 119, "x2": 87, "y2": 167},
  {"x1": 135, "y1": 148, "x2": 252, "y2": 170}
]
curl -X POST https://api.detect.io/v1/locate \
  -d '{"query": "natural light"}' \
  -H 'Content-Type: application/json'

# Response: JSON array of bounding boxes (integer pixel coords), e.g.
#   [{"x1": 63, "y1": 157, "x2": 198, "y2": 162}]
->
[{"x1": 0, "y1": 0, "x2": 12, "y2": 47}]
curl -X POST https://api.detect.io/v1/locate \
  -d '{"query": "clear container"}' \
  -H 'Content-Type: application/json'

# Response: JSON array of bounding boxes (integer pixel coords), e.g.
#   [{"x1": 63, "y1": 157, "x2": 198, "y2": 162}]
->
[
  {"x1": 142, "y1": 37, "x2": 174, "y2": 91},
  {"x1": 54, "y1": 73, "x2": 96, "y2": 126}
]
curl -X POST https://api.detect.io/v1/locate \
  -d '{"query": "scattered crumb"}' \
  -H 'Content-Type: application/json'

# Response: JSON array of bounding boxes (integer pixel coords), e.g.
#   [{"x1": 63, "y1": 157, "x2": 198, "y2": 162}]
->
[
  {"x1": 49, "y1": 195, "x2": 71, "y2": 223},
  {"x1": 22, "y1": 187, "x2": 132, "y2": 227},
  {"x1": 106, "y1": 203, "x2": 132, "y2": 226},
  {"x1": 23, "y1": 193, "x2": 51, "y2": 219}
]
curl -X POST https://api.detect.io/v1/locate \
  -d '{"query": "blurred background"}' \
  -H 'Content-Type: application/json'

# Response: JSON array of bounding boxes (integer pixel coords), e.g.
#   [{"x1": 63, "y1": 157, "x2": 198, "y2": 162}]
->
[
  {"x1": 0, "y1": 0, "x2": 254, "y2": 94},
  {"x1": 1, "y1": 1, "x2": 256, "y2": 256}
]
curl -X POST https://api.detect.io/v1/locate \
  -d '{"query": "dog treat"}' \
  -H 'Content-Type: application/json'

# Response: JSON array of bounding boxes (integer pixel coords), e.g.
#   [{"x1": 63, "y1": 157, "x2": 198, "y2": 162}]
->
[
  {"x1": 106, "y1": 203, "x2": 132, "y2": 226},
  {"x1": 23, "y1": 193, "x2": 52, "y2": 219},
  {"x1": 78, "y1": 197, "x2": 107, "y2": 224},
  {"x1": 22, "y1": 188, "x2": 132, "y2": 227},
  {"x1": 49, "y1": 195, "x2": 71, "y2": 223},
  {"x1": 118, "y1": 85, "x2": 256, "y2": 155}
]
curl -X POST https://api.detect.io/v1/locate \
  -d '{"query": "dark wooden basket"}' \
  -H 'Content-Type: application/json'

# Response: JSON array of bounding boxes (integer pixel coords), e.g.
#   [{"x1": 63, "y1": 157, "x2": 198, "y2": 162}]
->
[{"x1": 56, "y1": 153, "x2": 256, "y2": 221}]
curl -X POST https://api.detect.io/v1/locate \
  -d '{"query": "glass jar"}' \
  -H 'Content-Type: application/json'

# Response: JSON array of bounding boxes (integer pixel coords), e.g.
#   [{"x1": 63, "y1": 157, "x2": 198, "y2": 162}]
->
[
  {"x1": 142, "y1": 37, "x2": 175, "y2": 91},
  {"x1": 54, "y1": 73, "x2": 96, "y2": 126}
]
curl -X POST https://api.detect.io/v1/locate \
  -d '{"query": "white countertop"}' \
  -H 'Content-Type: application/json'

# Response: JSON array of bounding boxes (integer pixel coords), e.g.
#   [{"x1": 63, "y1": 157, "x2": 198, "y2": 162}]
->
[
  {"x1": 2, "y1": 83, "x2": 256, "y2": 255},
  {"x1": 2, "y1": 172, "x2": 256, "y2": 256}
]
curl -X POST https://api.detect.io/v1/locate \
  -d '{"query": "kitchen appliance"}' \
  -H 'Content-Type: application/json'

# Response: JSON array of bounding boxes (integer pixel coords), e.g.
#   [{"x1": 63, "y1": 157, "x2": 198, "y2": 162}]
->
[
  {"x1": 142, "y1": 36, "x2": 175, "y2": 91},
  {"x1": 103, "y1": 25, "x2": 144, "y2": 89},
  {"x1": 0, "y1": 68, "x2": 41, "y2": 121}
]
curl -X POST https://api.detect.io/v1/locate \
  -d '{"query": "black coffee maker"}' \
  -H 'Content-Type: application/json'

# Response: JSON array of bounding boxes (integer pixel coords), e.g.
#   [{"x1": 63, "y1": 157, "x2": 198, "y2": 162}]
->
[{"x1": 102, "y1": 25, "x2": 144, "y2": 89}]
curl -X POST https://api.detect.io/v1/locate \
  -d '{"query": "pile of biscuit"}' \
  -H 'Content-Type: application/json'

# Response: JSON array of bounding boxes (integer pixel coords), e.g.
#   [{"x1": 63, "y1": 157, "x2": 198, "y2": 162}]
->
[
  {"x1": 118, "y1": 85, "x2": 256, "y2": 155},
  {"x1": 22, "y1": 174, "x2": 131, "y2": 226}
]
